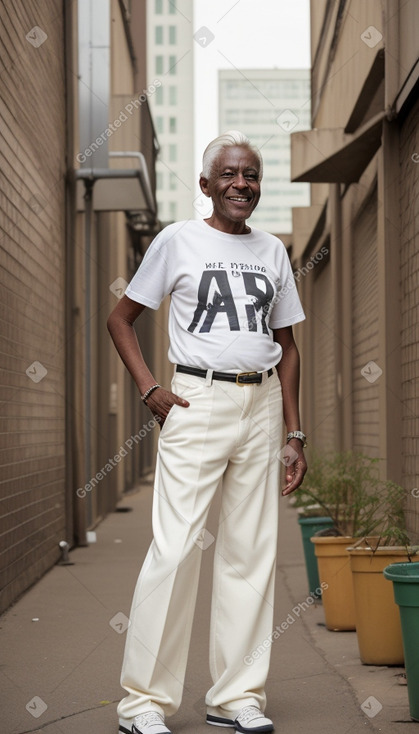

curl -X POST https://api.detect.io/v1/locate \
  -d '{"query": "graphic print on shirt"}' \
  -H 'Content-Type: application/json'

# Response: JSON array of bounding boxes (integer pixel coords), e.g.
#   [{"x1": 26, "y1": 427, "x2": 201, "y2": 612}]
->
[{"x1": 187, "y1": 264, "x2": 275, "y2": 335}]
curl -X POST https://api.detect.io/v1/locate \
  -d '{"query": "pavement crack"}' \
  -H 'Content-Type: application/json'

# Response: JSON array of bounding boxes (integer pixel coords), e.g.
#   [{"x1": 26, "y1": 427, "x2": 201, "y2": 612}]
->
[{"x1": 16, "y1": 699, "x2": 119, "y2": 733}]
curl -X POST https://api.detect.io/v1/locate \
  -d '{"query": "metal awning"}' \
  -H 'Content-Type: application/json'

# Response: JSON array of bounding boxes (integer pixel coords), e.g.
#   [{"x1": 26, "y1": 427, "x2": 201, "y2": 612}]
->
[
  {"x1": 75, "y1": 151, "x2": 156, "y2": 215},
  {"x1": 290, "y1": 111, "x2": 386, "y2": 184}
]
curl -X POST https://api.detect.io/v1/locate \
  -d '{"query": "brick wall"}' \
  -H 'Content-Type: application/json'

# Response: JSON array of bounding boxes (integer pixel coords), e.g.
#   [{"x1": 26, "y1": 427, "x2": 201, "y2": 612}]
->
[
  {"x1": 312, "y1": 261, "x2": 336, "y2": 450},
  {"x1": 351, "y1": 194, "x2": 380, "y2": 457},
  {"x1": 0, "y1": 2, "x2": 67, "y2": 611},
  {"x1": 400, "y1": 98, "x2": 419, "y2": 542}
]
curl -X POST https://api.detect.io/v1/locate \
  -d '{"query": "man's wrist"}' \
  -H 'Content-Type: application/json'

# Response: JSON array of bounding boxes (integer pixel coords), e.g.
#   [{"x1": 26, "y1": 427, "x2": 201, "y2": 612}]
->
[
  {"x1": 141, "y1": 384, "x2": 161, "y2": 405},
  {"x1": 287, "y1": 430, "x2": 307, "y2": 448}
]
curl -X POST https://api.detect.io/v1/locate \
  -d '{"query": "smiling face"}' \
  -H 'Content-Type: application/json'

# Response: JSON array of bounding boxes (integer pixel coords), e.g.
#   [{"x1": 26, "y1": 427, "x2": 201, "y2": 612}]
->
[{"x1": 199, "y1": 145, "x2": 261, "y2": 234}]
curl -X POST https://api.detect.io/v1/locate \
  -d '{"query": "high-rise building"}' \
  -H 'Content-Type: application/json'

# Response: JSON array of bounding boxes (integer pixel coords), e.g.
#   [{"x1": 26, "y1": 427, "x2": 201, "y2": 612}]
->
[
  {"x1": 219, "y1": 69, "x2": 311, "y2": 234},
  {"x1": 147, "y1": 0, "x2": 195, "y2": 222}
]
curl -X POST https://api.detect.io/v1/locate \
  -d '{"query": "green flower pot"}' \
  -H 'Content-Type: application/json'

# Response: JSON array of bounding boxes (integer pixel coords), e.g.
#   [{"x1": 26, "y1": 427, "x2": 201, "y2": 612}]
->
[
  {"x1": 298, "y1": 516, "x2": 335, "y2": 598},
  {"x1": 384, "y1": 561, "x2": 419, "y2": 721}
]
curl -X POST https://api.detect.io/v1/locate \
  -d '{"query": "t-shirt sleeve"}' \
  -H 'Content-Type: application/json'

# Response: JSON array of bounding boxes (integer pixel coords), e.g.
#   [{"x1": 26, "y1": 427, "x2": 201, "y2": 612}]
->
[
  {"x1": 125, "y1": 229, "x2": 173, "y2": 310},
  {"x1": 268, "y1": 244, "x2": 306, "y2": 329}
]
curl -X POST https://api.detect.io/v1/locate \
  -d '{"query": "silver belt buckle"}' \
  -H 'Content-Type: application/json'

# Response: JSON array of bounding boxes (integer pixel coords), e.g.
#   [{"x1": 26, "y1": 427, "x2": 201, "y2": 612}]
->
[{"x1": 236, "y1": 371, "x2": 258, "y2": 385}]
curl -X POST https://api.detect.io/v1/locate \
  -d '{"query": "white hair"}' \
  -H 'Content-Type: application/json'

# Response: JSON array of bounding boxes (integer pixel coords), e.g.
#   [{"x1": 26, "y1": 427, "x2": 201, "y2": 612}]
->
[{"x1": 201, "y1": 130, "x2": 263, "y2": 181}]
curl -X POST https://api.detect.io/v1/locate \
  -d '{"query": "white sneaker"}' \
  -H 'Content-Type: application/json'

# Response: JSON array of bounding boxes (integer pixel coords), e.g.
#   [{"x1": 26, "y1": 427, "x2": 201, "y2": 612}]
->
[
  {"x1": 234, "y1": 706, "x2": 273, "y2": 733},
  {"x1": 207, "y1": 706, "x2": 273, "y2": 733},
  {"x1": 132, "y1": 711, "x2": 172, "y2": 734}
]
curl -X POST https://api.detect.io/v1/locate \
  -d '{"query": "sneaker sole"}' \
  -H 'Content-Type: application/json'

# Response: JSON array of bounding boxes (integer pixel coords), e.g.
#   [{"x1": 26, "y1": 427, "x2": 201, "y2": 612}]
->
[
  {"x1": 206, "y1": 714, "x2": 236, "y2": 728},
  {"x1": 235, "y1": 724, "x2": 274, "y2": 734},
  {"x1": 206, "y1": 715, "x2": 273, "y2": 733},
  {"x1": 131, "y1": 727, "x2": 172, "y2": 734}
]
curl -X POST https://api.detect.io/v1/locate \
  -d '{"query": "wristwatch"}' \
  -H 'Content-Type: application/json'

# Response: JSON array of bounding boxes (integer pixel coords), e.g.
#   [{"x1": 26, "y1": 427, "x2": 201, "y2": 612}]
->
[{"x1": 287, "y1": 430, "x2": 307, "y2": 448}]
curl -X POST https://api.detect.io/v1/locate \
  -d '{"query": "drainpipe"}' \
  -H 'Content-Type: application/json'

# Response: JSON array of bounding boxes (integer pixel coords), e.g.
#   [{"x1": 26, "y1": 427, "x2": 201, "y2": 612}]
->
[
  {"x1": 77, "y1": 0, "x2": 111, "y2": 540},
  {"x1": 75, "y1": 163, "x2": 156, "y2": 533},
  {"x1": 83, "y1": 178, "x2": 94, "y2": 529},
  {"x1": 76, "y1": 0, "x2": 156, "y2": 539}
]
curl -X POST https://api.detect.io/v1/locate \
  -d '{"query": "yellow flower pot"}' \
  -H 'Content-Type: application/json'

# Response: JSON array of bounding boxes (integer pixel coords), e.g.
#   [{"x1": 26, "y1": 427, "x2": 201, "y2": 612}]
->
[
  {"x1": 348, "y1": 546, "x2": 414, "y2": 664},
  {"x1": 311, "y1": 536, "x2": 357, "y2": 631}
]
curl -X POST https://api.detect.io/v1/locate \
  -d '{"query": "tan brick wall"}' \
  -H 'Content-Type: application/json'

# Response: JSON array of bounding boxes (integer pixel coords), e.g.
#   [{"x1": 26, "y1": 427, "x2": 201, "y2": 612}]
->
[
  {"x1": 312, "y1": 262, "x2": 336, "y2": 451},
  {"x1": 0, "y1": 1, "x2": 67, "y2": 611},
  {"x1": 400, "y1": 98, "x2": 419, "y2": 542},
  {"x1": 351, "y1": 195, "x2": 380, "y2": 457}
]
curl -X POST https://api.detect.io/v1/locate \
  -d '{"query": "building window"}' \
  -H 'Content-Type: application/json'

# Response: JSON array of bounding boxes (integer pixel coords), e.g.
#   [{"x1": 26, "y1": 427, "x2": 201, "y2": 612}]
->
[
  {"x1": 169, "y1": 55, "x2": 177, "y2": 74},
  {"x1": 156, "y1": 171, "x2": 164, "y2": 190},
  {"x1": 169, "y1": 172, "x2": 177, "y2": 190},
  {"x1": 169, "y1": 116, "x2": 177, "y2": 133},
  {"x1": 169, "y1": 201, "x2": 177, "y2": 219},
  {"x1": 155, "y1": 86, "x2": 163, "y2": 105},
  {"x1": 168, "y1": 0, "x2": 176, "y2": 13},
  {"x1": 169, "y1": 86, "x2": 177, "y2": 105},
  {"x1": 155, "y1": 26, "x2": 163, "y2": 44},
  {"x1": 155, "y1": 116, "x2": 164, "y2": 134},
  {"x1": 169, "y1": 144, "x2": 177, "y2": 162},
  {"x1": 155, "y1": 0, "x2": 163, "y2": 13},
  {"x1": 169, "y1": 26, "x2": 176, "y2": 44},
  {"x1": 155, "y1": 55, "x2": 164, "y2": 74}
]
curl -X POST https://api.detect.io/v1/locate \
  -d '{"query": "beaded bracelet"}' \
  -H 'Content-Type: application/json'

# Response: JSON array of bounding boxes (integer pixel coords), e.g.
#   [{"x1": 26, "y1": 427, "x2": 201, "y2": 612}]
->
[{"x1": 141, "y1": 383, "x2": 161, "y2": 405}]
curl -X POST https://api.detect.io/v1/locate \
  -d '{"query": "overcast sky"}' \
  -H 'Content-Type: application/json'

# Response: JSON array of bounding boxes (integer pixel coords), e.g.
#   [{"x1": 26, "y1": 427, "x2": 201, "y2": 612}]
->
[{"x1": 193, "y1": 0, "x2": 311, "y2": 179}]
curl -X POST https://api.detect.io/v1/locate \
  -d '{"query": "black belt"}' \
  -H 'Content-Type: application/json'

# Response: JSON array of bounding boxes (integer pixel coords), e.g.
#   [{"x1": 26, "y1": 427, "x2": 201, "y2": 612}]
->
[{"x1": 176, "y1": 364, "x2": 274, "y2": 385}]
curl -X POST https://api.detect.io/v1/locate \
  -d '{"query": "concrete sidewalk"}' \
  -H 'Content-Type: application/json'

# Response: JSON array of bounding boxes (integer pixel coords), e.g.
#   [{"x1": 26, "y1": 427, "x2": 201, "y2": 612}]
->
[{"x1": 1, "y1": 480, "x2": 414, "y2": 734}]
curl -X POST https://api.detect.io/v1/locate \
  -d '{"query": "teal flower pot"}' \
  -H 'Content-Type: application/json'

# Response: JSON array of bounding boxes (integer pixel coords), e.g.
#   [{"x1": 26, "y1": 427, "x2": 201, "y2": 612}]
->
[
  {"x1": 298, "y1": 516, "x2": 335, "y2": 598},
  {"x1": 384, "y1": 561, "x2": 419, "y2": 721}
]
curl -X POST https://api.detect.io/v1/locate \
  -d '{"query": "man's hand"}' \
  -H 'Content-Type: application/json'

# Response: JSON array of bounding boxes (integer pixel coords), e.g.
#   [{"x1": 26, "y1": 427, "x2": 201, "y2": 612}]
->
[
  {"x1": 146, "y1": 387, "x2": 189, "y2": 428},
  {"x1": 282, "y1": 438, "x2": 307, "y2": 496}
]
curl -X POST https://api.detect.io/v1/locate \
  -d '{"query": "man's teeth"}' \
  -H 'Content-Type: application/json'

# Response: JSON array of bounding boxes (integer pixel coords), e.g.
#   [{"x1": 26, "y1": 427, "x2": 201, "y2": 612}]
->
[{"x1": 228, "y1": 197, "x2": 250, "y2": 201}]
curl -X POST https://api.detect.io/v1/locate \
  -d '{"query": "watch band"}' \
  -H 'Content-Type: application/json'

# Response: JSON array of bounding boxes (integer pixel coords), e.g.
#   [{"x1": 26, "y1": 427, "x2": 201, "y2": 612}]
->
[
  {"x1": 287, "y1": 430, "x2": 307, "y2": 448},
  {"x1": 141, "y1": 383, "x2": 161, "y2": 404}
]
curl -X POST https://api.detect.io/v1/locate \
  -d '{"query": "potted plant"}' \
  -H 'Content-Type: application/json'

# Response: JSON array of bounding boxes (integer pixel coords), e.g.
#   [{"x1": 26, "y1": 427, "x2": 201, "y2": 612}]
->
[
  {"x1": 290, "y1": 459, "x2": 335, "y2": 599},
  {"x1": 346, "y1": 482, "x2": 418, "y2": 665},
  {"x1": 384, "y1": 561, "x2": 419, "y2": 720},
  {"x1": 297, "y1": 514, "x2": 335, "y2": 599},
  {"x1": 300, "y1": 451, "x2": 407, "y2": 631}
]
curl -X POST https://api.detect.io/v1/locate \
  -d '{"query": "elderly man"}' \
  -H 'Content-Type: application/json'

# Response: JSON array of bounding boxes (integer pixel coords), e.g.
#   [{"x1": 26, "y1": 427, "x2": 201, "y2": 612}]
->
[{"x1": 107, "y1": 130, "x2": 307, "y2": 734}]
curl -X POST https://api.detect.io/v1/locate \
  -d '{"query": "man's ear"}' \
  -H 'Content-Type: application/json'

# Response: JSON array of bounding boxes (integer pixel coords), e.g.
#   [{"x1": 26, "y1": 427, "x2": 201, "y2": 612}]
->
[{"x1": 199, "y1": 176, "x2": 211, "y2": 198}]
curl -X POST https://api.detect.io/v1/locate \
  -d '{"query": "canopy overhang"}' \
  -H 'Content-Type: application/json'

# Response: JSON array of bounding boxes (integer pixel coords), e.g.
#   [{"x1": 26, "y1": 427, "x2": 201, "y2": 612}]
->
[{"x1": 291, "y1": 111, "x2": 386, "y2": 184}]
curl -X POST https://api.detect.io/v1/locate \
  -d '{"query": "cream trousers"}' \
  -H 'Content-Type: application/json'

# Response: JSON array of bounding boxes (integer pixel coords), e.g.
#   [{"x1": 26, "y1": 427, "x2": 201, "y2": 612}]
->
[{"x1": 118, "y1": 368, "x2": 283, "y2": 724}]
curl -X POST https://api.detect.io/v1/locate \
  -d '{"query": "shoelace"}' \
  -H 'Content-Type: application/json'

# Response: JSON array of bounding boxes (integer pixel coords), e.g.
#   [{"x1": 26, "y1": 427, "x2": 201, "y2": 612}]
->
[
  {"x1": 135, "y1": 712, "x2": 165, "y2": 726},
  {"x1": 237, "y1": 706, "x2": 264, "y2": 724}
]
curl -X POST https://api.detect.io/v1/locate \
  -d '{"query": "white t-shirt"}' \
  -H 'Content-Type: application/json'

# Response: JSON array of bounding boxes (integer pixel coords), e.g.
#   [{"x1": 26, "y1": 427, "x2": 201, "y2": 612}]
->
[{"x1": 125, "y1": 219, "x2": 305, "y2": 372}]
